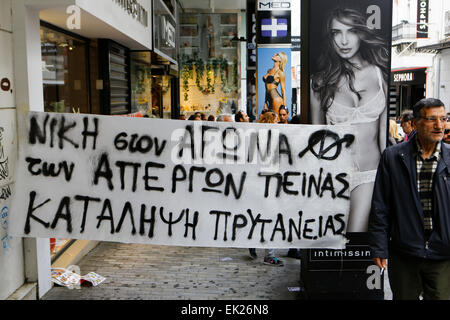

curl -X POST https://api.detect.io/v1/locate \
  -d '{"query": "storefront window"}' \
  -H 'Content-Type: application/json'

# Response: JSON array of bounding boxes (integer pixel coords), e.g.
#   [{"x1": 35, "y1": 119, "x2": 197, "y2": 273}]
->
[
  {"x1": 179, "y1": 13, "x2": 240, "y2": 119},
  {"x1": 50, "y1": 238, "x2": 72, "y2": 259},
  {"x1": 40, "y1": 24, "x2": 90, "y2": 258},
  {"x1": 131, "y1": 52, "x2": 152, "y2": 115},
  {"x1": 162, "y1": 0, "x2": 175, "y2": 16},
  {"x1": 40, "y1": 25, "x2": 89, "y2": 114},
  {"x1": 162, "y1": 76, "x2": 172, "y2": 118},
  {"x1": 153, "y1": 75, "x2": 172, "y2": 118},
  {"x1": 131, "y1": 52, "x2": 173, "y2": 118}
]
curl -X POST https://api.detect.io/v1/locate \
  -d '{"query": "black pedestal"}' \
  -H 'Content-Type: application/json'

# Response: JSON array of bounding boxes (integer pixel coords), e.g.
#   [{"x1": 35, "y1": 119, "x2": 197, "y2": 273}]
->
[{"x1": 301, "y1": 233, "x2": 384, "y2": 300}]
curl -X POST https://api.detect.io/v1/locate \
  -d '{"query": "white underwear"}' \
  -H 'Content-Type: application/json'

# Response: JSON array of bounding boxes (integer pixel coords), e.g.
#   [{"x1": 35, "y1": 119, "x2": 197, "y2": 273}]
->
[{"x1": 350, "y1": 170, "x2": 377, "y2": 191}]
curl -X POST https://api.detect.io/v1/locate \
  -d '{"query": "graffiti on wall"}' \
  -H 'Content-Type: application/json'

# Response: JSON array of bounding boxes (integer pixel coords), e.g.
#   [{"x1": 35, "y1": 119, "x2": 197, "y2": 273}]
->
[
  {"x1": 0, "y1": 78, "x2": 12, "y2": 94},
  {"x1": 0, "y1": 127, "x2": 12, "y2": 251},
  {"x1": 0, "y1": 128, "x2": 9, "y2": 182},
  {"x1": 1, "y1": 206, "x2": 11, "y2": 251}
]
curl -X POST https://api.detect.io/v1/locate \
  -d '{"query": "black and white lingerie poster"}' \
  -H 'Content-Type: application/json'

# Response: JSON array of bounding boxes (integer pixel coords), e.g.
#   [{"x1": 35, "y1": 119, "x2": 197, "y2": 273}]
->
[{"x1": 308, "y1": 0, "x2": 392, "y2": 233}]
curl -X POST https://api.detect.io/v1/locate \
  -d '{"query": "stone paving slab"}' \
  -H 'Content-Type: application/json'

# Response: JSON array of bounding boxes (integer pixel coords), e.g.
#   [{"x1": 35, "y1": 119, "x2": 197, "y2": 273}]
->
[{"x1": 43, "y1": 242, "x2": 303, "y2": 300}]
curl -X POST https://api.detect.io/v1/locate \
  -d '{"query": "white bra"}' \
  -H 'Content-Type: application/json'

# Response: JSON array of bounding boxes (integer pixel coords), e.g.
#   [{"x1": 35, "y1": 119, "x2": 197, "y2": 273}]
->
[{"x1": 326, "y1": 66, "x2": 385, "y2": 125}]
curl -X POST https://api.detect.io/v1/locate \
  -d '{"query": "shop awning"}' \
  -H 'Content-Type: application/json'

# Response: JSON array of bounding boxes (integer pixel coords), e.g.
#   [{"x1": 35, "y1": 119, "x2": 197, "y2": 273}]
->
[
  {"x1": 35, "y1": 0, "x2": 152, "y2": 50},
  {"x1": 391, "y1": 67, "x2": 427, "y2": 85},
  {"x1": 416, "y1": 40, "x2": 450, "y2": 53}
]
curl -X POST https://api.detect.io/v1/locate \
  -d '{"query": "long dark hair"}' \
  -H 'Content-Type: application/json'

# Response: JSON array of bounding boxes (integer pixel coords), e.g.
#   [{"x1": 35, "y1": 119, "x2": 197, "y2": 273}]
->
[
  {"x1": 235, "y1": 111, "x2": 246, "y2": 122},
  {"x1": 311, "y1": 7, "x2": 389, "y2": 112}
]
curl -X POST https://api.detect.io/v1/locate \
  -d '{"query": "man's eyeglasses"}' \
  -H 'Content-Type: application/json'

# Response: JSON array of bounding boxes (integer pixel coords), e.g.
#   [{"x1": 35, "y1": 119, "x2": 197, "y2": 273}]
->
[
  {"x1": 445, "y1": 129, "x2": 450, "y2": 135},
  {"x1": 420, "y1": 116, "x2": 448, "y2": 123}
]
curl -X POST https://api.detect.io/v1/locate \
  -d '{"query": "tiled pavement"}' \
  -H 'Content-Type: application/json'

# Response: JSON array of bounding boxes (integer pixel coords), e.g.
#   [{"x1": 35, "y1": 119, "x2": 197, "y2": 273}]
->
[{"x1": 42, "y1": 243, "x2": 304, "y2": 300}]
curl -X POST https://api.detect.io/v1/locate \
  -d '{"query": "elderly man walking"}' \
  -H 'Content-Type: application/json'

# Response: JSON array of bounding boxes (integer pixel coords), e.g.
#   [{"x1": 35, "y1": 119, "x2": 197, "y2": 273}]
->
[{"x1": 369, "y1": 98, "x2": 450, "y2": 300}]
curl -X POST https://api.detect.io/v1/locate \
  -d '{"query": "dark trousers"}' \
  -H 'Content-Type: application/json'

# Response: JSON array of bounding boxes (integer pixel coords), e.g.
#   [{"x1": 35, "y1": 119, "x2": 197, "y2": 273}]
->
[{"x1": 388, "y1": 249, "x2": 450, "y2": 300}]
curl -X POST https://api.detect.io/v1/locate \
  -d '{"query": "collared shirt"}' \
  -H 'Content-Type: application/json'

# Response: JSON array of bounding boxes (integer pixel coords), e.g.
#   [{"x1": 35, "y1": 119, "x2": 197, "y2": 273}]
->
[{"x1": 415, "y1": 139, "x2": 441, "y2": 239}]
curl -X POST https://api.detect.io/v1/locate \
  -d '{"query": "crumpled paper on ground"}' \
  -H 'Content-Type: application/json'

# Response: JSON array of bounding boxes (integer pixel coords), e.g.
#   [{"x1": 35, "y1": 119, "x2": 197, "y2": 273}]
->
[{"x1": 51, "y1": 268, "x2": 106, "y2": 288}]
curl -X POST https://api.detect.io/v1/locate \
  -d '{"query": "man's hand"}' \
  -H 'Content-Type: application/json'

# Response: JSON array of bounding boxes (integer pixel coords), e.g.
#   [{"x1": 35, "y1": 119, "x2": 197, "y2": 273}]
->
[{"x1": 373, "y1": 258, "x2": 387, "y2": 269}]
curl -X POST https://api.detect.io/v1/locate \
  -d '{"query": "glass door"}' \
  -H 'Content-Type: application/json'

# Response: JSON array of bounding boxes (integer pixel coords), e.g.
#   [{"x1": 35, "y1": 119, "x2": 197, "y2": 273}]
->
[
  {"x1": 150, "y1": 75, "x2": 172, "y2": 118},
  {"x1": 40, "y1": 24, "x2": 89, "y2": 114}
]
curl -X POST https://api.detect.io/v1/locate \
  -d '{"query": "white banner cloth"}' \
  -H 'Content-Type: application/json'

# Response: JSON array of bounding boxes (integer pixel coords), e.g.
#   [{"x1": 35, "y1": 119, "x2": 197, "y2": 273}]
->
[{"x1": 10, "y1": 112, "x2": 356, "y2": 249}]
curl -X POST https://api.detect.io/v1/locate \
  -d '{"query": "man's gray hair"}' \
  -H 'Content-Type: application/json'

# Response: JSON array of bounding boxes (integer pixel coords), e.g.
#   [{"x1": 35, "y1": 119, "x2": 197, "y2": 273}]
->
[{"x1": 217, "y1": 114, "x2": 234, "y2": 122}]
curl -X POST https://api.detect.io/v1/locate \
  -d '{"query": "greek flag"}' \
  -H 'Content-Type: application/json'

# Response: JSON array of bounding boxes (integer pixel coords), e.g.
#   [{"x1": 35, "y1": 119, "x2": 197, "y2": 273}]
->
[{"x1": 261, "y1": 18, "x2": 288, "y2": 37}]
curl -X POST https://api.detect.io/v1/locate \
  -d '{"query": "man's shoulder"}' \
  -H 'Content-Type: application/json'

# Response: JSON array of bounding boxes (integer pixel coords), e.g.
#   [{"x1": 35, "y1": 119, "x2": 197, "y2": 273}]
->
[
  {"x1": 384, "y1": 139, "x2": 411, "y2": 157},
  {"x1": 442, "y1": 141, "x2": 450, "y2": 152},
  {"x1": 442, "y1": 141, "x2": 450, "y2": 161}
]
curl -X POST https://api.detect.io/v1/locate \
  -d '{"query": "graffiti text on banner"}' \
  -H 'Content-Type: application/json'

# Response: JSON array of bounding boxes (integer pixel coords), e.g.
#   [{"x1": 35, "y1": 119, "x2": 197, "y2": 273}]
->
[{"x1": 10, "y1": 112, "x2": 356, "y2": 249}]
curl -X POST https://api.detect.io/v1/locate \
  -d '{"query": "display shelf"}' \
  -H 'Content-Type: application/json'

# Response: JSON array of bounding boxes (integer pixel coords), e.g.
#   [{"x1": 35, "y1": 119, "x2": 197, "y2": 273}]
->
[
  {"x1": 110, "y1": 85, "x2": 129, "y2": 89},
  {"x1": 220, "y1": 14, "x2": 237, "y2": 25},
  {"x1": 110, "y1": 77, "x2": 128, "y2": 82},
  {"x1": 180, "y1": 47, "x2": 199, "y2": 53},
  {"x1": 110, "y1": 69, "x2": 127, "y2": 75},
  {"x1": 179, "y1": 12, "x2": 239, "y2": 106},
  {"x1": 43, "y1": 80, "x2": 65, "y2": 85}
]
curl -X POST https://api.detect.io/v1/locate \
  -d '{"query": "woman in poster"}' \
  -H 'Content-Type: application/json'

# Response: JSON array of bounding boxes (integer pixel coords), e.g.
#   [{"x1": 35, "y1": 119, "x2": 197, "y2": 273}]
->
[
  {"x1": 263, "y1": 52, "x2": 288, "y2": 115},
  {"x1": 310, "y1": 7, "x2": 389, "y2": 232}
]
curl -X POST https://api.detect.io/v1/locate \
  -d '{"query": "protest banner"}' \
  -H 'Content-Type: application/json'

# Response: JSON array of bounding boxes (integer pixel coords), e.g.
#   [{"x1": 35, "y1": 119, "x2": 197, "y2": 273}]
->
[{"x1": 10, "y1": 112, "x2": 356, "y2": 249}]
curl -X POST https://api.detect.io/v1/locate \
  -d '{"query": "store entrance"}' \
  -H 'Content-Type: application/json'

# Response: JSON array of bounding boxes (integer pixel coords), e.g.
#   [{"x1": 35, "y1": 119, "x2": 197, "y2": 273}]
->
[
  {"x1": 150, "y1": 63, "x2": 179, "y2": 119},
  {"x1": 411, "y1": 84, "x2": 425, "y2": 107},
  {"x1": 40, "y1": 23, "x2": 90, "y2": 114},
  {"x1": 151, "y1": 72, "x2": 173, "y2": 119},
  {"x1": 130, "y1": 51, "x2": 179, "y2": 119},
  {"x1": 398, "y1": 84, "x2": 425, "y2": 113}
]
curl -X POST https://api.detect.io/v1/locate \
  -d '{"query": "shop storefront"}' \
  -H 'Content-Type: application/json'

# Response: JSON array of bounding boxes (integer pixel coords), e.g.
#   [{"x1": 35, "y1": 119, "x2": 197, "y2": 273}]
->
[
  {"x1": 36, "y1": 0, "x2": 153, "y2": 262},
  {"x1": 149, "y1": 0, "x2": 179, "y2": 119},
  {"x1": 178, "y1": 9, "x2": 241, "y2": 119},
  {"x1": 40, "y1": 23, "x2": 91, "y2": 114},
  {"x1": 131, "y1": 51, "x2": 152, "y2": 115},
  {"x1": 40, "y1": 0, "x2": 180, "y2": 120},
  {"x1": 8, "y1": 0, "x2": 155, "y2": 298},
  {"x1": 391, "y1": 67, "x2": 427, "y2": 116},
  {"x1": 40, "y1": 0, "x2": 152, "y2": 115}
]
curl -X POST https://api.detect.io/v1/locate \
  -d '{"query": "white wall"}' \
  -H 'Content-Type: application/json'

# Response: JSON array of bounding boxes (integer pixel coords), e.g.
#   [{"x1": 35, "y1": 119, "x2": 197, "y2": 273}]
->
[
  {"x1": 11, "y1": 0, "x2": 53, "y2": 299},
  {"x1": 0, "y1": 0, "x2": 26, "y2": 300},
  {"x1": 435, "y1": 49, "x2": 450, "y2": 110},
  {"x1": 391, "y1": 50, "x2": 434, "y2": 69},
  {"x1": 433, "y1": 1, "x2": 450, "y2": 110},
  {"x1": 38, "y1": 0, "x2": 153, "y2": 51},
  {"x1": 391, "y1": 0, "x2": 450, "y2": 110},
  {"x1": 75, "y1": 0, "x2": 152, "y2": 49},
  {"x1": 391, "y1": 0, "x2": 441, "y2": 71}
]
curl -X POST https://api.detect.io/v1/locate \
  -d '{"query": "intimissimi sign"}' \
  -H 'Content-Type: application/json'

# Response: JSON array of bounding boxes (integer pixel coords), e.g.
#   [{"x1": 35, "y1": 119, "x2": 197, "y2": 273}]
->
[{"x1": 113, "y1": 0, "x2": 148, "y2": 27}]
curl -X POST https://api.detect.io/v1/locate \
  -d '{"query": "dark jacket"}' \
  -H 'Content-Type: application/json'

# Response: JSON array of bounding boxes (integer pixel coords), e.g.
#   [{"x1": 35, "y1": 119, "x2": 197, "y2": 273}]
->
[{"x1": 368, "y1": 134, "x2": 450, "y2": 260}]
